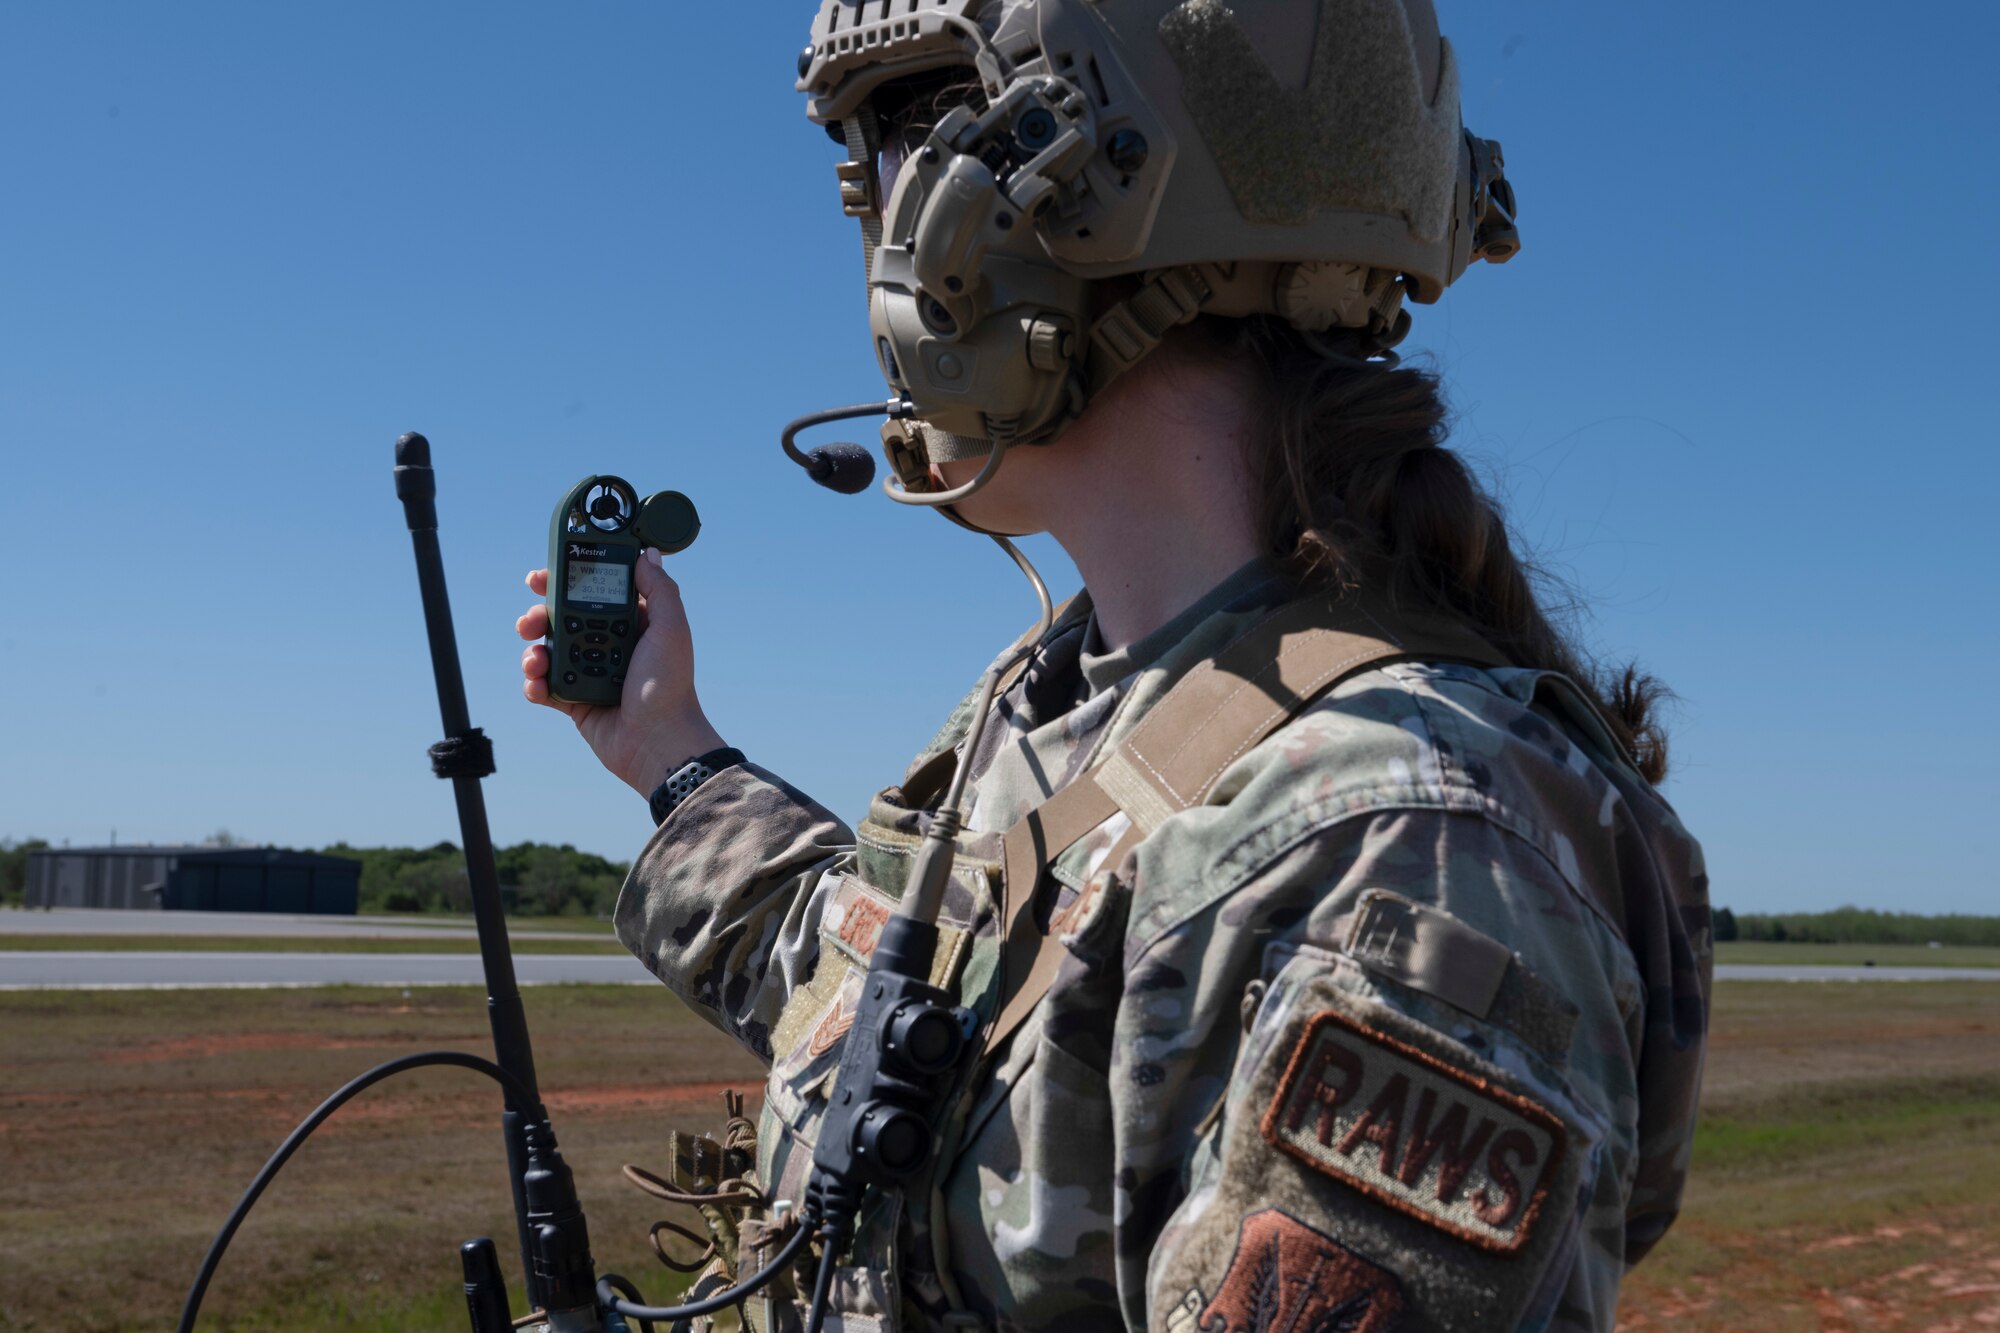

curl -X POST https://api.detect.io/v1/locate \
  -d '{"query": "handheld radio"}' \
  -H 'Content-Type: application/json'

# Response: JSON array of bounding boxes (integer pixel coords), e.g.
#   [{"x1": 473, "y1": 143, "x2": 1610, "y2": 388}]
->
[{"x1": 545, "y1": 476, "x2": 699, "y2": 706}]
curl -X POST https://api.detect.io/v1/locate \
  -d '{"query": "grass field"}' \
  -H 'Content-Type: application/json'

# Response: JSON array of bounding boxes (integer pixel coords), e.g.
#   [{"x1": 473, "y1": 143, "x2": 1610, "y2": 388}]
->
[
  {"x1": 3, "y1": 980, "x2": 1995, "y2": 1331},
  {"x1": 0, "y1": 985, "x2": 760, "y2": 1331},
  {"x1": 13, "y1": 929, "x2": 1996, "y2": 968},
  {"x1": 1621, "y1": 981, "x2": 2000, "y2": 1330},
  {"x1": 1714, "y1": 941, "x2": 2000, "y2": 969},
  {"x1": 0, "y1": 934, "x2": 629, "y2": 954}
]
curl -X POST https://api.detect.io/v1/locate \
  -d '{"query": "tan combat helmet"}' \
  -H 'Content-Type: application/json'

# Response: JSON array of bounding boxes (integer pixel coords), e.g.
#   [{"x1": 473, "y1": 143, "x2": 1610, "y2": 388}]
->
[{"x1": 795, "y1": 0, "x2": 1519, "y2": 499}]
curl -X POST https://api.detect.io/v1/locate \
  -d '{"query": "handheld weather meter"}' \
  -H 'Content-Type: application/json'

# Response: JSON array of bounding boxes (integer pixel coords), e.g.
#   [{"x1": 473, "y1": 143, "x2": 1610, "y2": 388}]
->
[{"x1": 546, "y1": 476, "x2": 700, "y2": 706}]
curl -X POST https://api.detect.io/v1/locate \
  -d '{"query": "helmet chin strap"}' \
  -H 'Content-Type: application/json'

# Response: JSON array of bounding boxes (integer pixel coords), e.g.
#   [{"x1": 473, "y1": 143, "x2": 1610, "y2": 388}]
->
[{"x1": 881, "y1": 434, "x2": 1010, "y2": 509}]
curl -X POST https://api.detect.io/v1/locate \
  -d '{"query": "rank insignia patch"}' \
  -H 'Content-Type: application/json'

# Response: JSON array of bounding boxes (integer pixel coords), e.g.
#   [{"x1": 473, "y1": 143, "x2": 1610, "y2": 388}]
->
[
  {"x1": 1200, "y1": 1209, "x2": 1404, "y2": 1333},
  {"x1": 1262, "y1": 1009, "x2": 1566, "y2": 1254}
]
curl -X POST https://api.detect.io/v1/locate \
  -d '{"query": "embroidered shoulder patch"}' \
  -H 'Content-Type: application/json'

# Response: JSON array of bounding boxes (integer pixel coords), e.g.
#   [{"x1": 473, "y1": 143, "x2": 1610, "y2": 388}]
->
[
  {"x1": 1199, "y1": 1208, "x2": 1405, "y2": 1333},
  {"x1": 1262, "y1": 1009, "x2": 1566, "y2": 1254}
]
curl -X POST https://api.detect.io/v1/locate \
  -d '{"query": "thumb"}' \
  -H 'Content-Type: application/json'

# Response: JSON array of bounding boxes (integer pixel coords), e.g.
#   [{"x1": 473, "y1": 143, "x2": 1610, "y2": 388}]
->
[{"x1": 633, "y1": 548, "x2": 680, "y2": 603}]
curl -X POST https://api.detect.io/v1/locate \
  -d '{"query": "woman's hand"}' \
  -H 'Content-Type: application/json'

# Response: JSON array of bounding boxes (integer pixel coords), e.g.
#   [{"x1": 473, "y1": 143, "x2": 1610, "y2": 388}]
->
[{"x1": 516, "y1": 554, "x2": 727, "y2": 797}]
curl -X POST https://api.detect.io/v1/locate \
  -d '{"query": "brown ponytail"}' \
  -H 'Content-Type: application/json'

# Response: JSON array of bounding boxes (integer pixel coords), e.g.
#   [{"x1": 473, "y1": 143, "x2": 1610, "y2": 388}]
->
[{"x1": 1218, "y1": 315, "x2": 1673, "y2": 784}]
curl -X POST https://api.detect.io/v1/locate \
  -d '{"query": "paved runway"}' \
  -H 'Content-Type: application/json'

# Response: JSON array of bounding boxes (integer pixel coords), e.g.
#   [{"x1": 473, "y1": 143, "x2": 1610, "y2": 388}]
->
[
  {"x1": 1717, "y1": 964, "x2": 2000, "y2": 982},
  {"x1": 2, "y1": 952, "x2": 1996, "y2": 990}
]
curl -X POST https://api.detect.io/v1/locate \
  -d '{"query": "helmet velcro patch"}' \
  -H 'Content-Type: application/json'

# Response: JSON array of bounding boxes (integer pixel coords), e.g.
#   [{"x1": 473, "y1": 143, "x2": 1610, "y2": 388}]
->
[{"x1": 1158, "y1": 0, "x2": 1460, "y2": 240}]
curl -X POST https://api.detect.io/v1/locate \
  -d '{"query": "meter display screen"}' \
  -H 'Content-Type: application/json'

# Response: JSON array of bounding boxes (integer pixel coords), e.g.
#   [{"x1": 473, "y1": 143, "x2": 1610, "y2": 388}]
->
[{"x1": 565, "y1": 560, "x2": 630, "y2": 605}]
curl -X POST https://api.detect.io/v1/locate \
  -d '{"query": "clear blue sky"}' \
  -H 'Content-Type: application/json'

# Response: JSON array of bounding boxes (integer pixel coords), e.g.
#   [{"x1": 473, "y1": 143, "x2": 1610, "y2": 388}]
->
[{"x1": 2, "y1": 4, "x2": 1994, "y2": 915}]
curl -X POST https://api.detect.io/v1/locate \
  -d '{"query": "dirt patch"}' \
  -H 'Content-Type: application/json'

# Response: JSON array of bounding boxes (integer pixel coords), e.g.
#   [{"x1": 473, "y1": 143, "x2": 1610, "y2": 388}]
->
[
  {"x1": 1626, "y1": 1216, "x2": 2000, "y2": 1331},
  {"x1": 103, "y1": 1032, "x2": 389, "y2": 1063},
  {"x1": 1824, "y1": 1239, "x2": 2000, "y2": 1331},
  {"x1": 1709, "y1": 1019, "x2": 1993, "y2": 1048},
  {"x1": 544, "y1": 1081, "x2": 763, "y2": 1115}
]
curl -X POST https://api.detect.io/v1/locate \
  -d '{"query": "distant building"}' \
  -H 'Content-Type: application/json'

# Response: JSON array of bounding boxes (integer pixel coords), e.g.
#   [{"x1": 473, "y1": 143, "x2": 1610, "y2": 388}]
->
[{"x1": 23, "y1": 846, "x2": 362, "y2": 915}]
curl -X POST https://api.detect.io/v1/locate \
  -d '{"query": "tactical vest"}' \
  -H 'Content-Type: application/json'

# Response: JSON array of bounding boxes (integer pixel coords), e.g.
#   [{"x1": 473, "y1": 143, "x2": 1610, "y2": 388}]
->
[{"x1": 689, "y1": 587, "x2": 1644, "y2": 1331}]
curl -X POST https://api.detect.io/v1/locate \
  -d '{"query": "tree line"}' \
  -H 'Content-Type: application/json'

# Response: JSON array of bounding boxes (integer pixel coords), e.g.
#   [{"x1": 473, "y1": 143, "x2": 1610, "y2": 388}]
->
[
  {"x1": 5, "y1": 840, "x2": 1992, "y2": 937},
  {"x1": 0, "y1": 838, "x2": 631, "y2": 917},
  {"x1": 316, "y1": 841, "x2": 631, "y2": 916},
  {"x1": 0, "y1": 839, "x2": 49, "y2": 908},
  {"x1": 1713, "y1": 905, "x2": 2000, "y2": 946}
]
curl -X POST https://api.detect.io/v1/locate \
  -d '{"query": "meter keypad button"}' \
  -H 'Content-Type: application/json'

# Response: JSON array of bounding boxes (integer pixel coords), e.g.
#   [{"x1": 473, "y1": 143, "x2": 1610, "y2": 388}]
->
[
  {"x1": 584, "y1": 665, "x2": 608, "y2": 677},
  {"x1": 609, "y1": 649, "x2": 623, "y2": 667},
  {"x1": 583, "y1": 649, "x2": 606, "y2": 663},
  {"x1": 563, "y1": 616, "x2": 583, "y2": 634},
  {"x1": 568, "y1": 645, "x2": 581, "y2": 664},
  {"x1": 584, "y1": 632, "x2": 609, "y2": 645},
  {"x1": 586, "y1": 618, "x2": 608, "y2": 630},
  {"x1": 609, "y1": 620, "x2": 629, "y2": 636},
  {"x1": 562, "y1": 671, "x2": 578, "y2": 686}
]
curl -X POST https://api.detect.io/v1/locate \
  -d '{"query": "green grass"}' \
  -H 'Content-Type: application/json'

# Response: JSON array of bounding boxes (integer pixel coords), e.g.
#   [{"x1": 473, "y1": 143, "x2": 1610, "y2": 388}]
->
[
  {"x1": 1618, "y1": 981, "x2": 2000, "y2": 1328},
  {"x1": 0, "y1": 933, "x2": 628, "y2": 954},
  {"x1": 0, "y1": 985, "x2": 760, "y2": 1332},
  {"x1": 6, "y1": 980, "x2": 1997, "y2": 1330},
  {"x1": 1692, "y1": 1075, "x2": 2000, "y2": 1172},
  {"x1": 1715, "y1": 940, "x2": 2000, "y2": 968}
]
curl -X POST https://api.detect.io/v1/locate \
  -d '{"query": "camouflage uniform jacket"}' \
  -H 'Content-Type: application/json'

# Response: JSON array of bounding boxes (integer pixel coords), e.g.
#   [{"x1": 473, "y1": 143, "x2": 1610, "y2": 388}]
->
[{"x1": 616, "y1": 561, "x2": 1712, "y2": 1333}]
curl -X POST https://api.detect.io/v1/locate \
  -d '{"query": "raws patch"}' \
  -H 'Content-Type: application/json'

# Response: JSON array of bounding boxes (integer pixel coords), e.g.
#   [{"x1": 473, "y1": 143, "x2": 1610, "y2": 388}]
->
[{"x1": 1262, "y1": 1008, "x2": 1566, "y2": 1254}]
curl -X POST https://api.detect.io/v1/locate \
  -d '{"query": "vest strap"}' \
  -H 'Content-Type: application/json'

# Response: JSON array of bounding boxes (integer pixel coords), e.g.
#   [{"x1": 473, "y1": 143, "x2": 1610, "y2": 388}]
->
[
  {"x1": 996, "y1": 775, "x2": 1120, "y2": 1022},
  {"x1": 984, "y1": 588, "x2": 1505, "y2": 1056},
  {"x1": 1096, "y1": 590, "x2": 1504, "y2": 835},
  {"x1": 986, "y1": 816, "x2": 1142, "y2": 1056}
]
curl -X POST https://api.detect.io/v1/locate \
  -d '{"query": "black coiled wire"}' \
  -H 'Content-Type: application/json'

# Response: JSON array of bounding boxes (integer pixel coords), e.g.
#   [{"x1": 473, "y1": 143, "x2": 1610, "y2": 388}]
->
[
  {"x1": 175, "y1": 1051, "x2": 539, "y2": 1333},
  {"x1": 175, "y1": 1045, "x2": 816, "y2": 1333}
]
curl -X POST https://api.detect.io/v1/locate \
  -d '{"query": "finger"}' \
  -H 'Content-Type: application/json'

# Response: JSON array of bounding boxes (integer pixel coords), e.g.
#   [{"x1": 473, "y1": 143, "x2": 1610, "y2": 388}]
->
[
  {"x1": 522, "y1": 672, "x2": 560, "y2": 708},
  {"x1": 633, "y1": 550, "x2": 680, "y2": 605},
  {"x1": 521, "y1": 664, "x2": 581, "y2": 719},
  {"x1": 526, "y1": 568, "x2": 549, "y2": 596},
  {"x1": 522, "y1": 643, "x2": 550, "y2": 677},
  {"x1": 516, "y1": 603, "x2": 551, "y2": 641}
]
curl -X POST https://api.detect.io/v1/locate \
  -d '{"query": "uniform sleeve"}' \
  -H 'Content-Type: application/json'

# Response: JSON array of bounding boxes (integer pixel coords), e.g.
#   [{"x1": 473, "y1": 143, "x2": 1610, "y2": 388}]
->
[
  {"x1": 613, "y1": 761, "x2": 855, "y2": 1063},
  {"x1": 1117, "y1": 802, "x2": 1645, "y2": 1333}
]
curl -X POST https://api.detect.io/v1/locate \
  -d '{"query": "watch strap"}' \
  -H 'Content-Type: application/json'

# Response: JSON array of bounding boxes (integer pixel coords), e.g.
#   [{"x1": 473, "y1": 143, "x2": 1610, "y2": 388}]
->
[{"x1": 648, "y1": 747, "x2": 746, "y2": 825}]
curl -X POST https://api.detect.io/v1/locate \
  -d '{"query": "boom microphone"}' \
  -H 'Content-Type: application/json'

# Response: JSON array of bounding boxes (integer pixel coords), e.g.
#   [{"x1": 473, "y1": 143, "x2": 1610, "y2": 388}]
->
[
  {"x1": 779, "y1": 398, "x2": 911, "y2": 494},
  {"x1": 805, "y1": 443, "x2": 876, "y2": 493}
]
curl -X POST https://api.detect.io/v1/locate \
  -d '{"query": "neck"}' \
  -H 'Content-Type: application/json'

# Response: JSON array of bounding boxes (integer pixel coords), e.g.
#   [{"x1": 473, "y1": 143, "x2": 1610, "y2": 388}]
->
[{"x1": 1041, "y1": 354, "x2": 1266, "y2": 652}]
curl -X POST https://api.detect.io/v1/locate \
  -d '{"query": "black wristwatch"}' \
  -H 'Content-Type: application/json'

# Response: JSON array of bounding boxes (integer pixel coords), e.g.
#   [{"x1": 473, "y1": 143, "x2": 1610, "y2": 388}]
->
[{"x1": 647, "y1": 747, "x2": 746, "y2": 825}]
